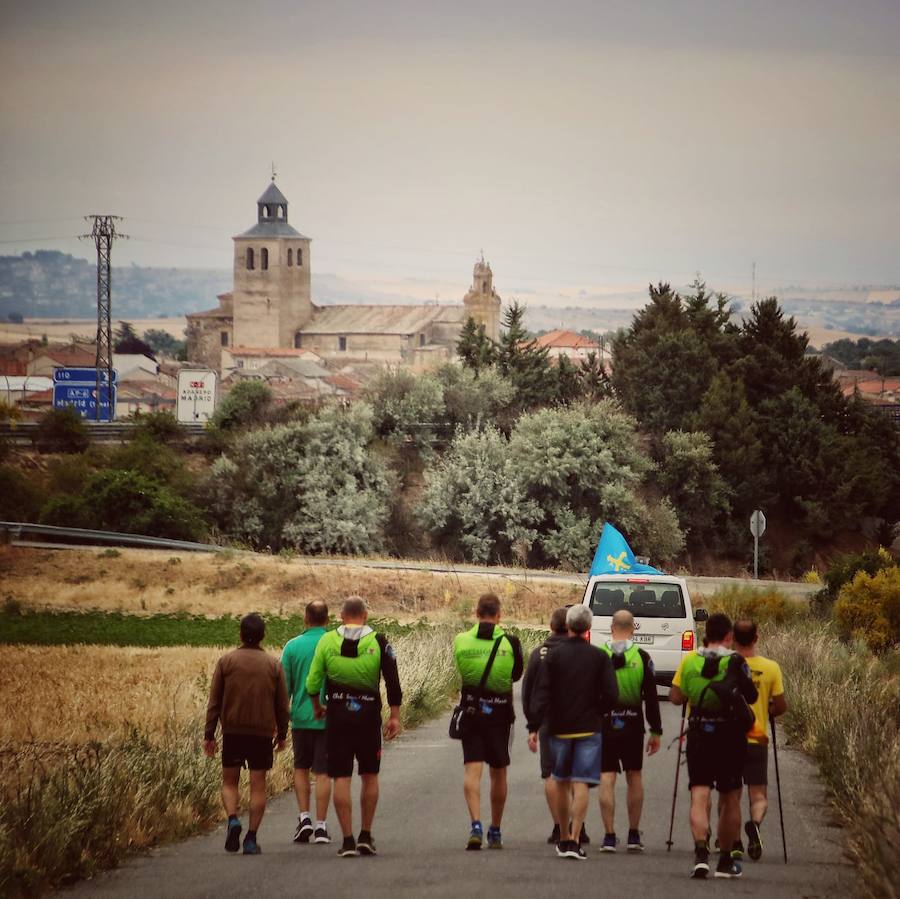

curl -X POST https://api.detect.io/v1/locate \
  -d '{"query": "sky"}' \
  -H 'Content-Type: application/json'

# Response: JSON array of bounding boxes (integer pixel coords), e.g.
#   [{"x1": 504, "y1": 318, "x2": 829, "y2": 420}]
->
[{"x1": 1, "y1": 0, "x2": 899, "y2": 296}]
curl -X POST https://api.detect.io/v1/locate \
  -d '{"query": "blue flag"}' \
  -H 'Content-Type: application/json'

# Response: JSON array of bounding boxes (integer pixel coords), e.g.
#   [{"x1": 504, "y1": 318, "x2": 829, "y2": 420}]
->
[{"x1": 588, "y1": 522, "x2": 663, "y2": 576}]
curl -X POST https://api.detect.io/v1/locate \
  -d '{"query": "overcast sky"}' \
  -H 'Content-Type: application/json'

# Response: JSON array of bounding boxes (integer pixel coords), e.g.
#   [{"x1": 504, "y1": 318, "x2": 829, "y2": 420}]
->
[{"x1": 1, "y1": 0, "x2": 899, "y2": 294}]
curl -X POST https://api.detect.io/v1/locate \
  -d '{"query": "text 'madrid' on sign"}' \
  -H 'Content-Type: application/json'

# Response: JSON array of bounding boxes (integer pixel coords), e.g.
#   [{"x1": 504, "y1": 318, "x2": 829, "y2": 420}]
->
[
  {"x1": 52, "y1": 367, "x2": 118, "y2": 421},
  {"x1": 176, "y1": 369, "x2": 218, "y2": 423}
]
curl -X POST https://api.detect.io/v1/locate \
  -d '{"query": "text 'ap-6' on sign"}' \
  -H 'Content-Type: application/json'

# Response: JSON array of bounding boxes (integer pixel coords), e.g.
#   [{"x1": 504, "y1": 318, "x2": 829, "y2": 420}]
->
[{"x1": 176, "y1": 369, "x2": 217, "y2": 423}]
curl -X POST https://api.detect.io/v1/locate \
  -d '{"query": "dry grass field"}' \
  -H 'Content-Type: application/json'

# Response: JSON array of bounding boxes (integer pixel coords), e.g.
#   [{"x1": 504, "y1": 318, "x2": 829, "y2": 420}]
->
[{"x1": 0, "y1": 546, "x2": 581, "y2": 624}]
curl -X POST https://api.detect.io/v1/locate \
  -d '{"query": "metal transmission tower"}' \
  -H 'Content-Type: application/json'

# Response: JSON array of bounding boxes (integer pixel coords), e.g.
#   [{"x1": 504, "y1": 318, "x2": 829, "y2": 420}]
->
[{"x1": 81, "y1": 215, "x2": 127, "y2": 420}]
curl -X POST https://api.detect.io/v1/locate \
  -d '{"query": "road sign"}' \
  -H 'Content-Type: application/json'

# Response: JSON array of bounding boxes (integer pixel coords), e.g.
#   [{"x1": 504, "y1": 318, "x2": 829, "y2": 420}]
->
[
  {"x1": 176, "y1": 369, "x2": 217, "y2": 423},
  {"x1": 52, "y1": 383, "x2": 117, "y2": 420},
  {"x1": 53, "y1": 367, "x2": 117, "y2": 384},
  {"x1": 750, "y1": 510, "x2": 767, "y2": 538}
]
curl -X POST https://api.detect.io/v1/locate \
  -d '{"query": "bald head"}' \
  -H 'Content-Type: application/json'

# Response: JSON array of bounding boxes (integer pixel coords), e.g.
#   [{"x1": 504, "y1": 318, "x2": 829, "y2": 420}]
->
[{"x1": 611, "y1": 609, "x2": 635, "y2": 638}]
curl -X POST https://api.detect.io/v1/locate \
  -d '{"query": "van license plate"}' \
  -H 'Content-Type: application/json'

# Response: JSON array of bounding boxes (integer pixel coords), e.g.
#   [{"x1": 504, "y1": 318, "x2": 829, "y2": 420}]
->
[{"x1": 633, "y1": 635, "x2": 654, "y2": 644}]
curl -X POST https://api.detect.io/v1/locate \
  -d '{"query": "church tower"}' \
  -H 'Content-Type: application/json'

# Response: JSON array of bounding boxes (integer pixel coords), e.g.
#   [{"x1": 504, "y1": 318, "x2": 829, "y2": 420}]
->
[
  {"x1": 463, "y1": 254, "x2": 502, "y2": 342},
  {"x1": 231, "y1": 178, "x2": 313, "y2": 349}
]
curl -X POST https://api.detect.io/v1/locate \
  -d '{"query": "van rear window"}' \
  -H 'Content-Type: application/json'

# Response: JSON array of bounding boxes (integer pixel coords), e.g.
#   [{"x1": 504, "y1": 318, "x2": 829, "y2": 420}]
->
[{"x1": 588, "y1": 582, "x2": 685, "y2": 618}]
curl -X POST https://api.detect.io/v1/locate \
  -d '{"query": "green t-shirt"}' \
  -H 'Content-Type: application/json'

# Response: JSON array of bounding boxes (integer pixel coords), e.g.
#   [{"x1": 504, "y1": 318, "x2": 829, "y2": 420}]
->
[{"x1": 281, "y1": 626, "x2": 327, "y2": 730}]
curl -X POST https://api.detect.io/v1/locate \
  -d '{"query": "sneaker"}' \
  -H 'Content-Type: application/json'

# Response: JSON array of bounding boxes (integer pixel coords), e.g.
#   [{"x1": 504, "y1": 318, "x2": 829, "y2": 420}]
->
[
  {"x1": 600, "y1": 833, "x2": 617, "y2": 853},
  {"x1": 242, "y1": 834, "x2": 261, "y2": 855},
  {"x1": 224, "y1": 818, "x2": 242, "y2": 853},
  {"x1": 626, "y1": 829, "x2": 644, "y2": 852},
  {"x1": 547, "y1": 823, "x2": 561, "y2": 845},
  {"x1": 294, "y1": 817, "x2": 313, "y2": 843},
  {"x1": 731, "y1": 840, "x2": 744, "y2": 861},
  {"x1": 314, "y1": 826, "x2": 331, "y2": 844},
  {"x1": 487, "y1": 826, "x2": 503, "y2": 849},
  {"x1": 714, "y1": 854, "x2": 742, "y2": 878},
  {"x1": 357, "y1": 831, "x2": 377, "y2": 856},
  {"x1": 557, "y1": 840, "x2": 584, "y2": 860},
  {"x1": 745, "y1": 820, "x2": 763, "y2": 861},
  {"x1": 338, "y1": 836, "x2": 358, "y2": 858},
  {"x1": 466, "y1": 822, "x2": 484, "y2": 851},
  {"x1": 578, "y1": 823, "x2": 590, "y2": 845},
  {"x1": 691, "y1": 847, "x2": 710, "y2": 878}
]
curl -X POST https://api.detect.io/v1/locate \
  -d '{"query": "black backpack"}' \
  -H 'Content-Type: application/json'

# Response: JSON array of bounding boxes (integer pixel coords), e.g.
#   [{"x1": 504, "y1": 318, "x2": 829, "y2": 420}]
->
[{"x1": 697, "y1": 656, "x2": 755, "y2": 733}]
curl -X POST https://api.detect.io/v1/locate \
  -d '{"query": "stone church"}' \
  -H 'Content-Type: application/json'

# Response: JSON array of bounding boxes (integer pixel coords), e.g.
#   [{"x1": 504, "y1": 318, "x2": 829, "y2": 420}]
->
[{"x1": 187, "y1": 179, "x2": 502, "y2": 372}]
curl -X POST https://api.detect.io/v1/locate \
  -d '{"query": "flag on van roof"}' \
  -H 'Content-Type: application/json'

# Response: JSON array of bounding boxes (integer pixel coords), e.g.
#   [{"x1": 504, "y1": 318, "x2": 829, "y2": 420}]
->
[{"x1": 589, "y1": 523, "x2": 663, "y2": 577}]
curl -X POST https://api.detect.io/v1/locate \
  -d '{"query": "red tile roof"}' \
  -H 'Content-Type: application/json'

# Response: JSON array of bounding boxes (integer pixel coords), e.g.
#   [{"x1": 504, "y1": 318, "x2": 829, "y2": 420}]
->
[
  {"x1": 533, "y1": 329, "x2": 599, "y2": 350},
  {"x1": 228, "y1": 346, "x2": 322, "y2": 358}
]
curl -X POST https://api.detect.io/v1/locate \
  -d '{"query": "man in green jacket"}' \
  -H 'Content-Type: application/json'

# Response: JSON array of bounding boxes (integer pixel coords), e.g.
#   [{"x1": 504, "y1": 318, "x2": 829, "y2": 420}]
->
[
  {"x1": 307, "y1": 596, "x2": 402, "y2": 858},
  {"x1": 282, "y1": 600, "x2": 332, "y2": 845},
  {"x1": 453, "y1": 593, "x2": 524, "y2": 851}
]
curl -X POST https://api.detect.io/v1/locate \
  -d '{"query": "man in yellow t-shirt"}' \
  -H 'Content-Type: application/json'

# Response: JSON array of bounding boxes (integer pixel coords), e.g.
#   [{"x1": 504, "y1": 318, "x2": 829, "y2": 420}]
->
[{"x1": 731, "y1": 619, "x2": 787, "y2": 861}]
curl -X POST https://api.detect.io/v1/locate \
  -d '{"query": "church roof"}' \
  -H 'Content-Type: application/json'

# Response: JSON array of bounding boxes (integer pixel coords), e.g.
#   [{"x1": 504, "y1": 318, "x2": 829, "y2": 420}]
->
[
  {"x1": 257, "y1": 181, "x2": 289, "y2": 206},
  {"x1": 300, "y1": 304, "x2": 461, "y2": 336},
  {"x1": 236, "y1": 220, "x2": 308, "y2": 239}
]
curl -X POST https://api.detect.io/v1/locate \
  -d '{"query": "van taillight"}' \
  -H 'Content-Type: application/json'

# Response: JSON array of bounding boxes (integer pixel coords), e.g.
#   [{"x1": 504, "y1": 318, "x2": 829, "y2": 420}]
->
[{"x1": 682, "y1": 631, "x2": 695, "y2": 651}]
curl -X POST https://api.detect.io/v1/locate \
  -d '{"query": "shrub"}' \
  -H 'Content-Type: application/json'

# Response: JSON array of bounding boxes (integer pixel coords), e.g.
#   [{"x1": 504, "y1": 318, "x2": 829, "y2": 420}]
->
[
  {"x1": 366, "y1": 368, "x2": 445, "y2": 450},
  {"x1": 816, "y1": 547, "x2": 895, "y2": 613},
  {"x1": 701, "y1": 585, "x2": 805, "y2": 626},
  {"x1": 131, "y1": 410, "x2": 185, "y2": 442},
  {"x1": 433, "y1": 364, "x2": 516, "y2": 433},
  {"x1": 209, "y1": 380, "x2": 273, "y2": 432},
  {"x1": 833, "y1": 565, "x2": 900, "y2": 653},
  {"x1": 0, "y1": 466, "x2": 44, "y2": 521},
  {"x1": 34, "y1": 407, "x2": 89, "y2": 454}
]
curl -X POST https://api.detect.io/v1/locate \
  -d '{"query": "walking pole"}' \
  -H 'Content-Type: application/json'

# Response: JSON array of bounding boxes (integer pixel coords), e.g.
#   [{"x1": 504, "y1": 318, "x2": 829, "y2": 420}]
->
[
  {"x1": 666, "y1": 701, "x2": 688, "y2": 852},
  {"x1": 770, "y1": 714, "x2": 788, "y2": 863}
]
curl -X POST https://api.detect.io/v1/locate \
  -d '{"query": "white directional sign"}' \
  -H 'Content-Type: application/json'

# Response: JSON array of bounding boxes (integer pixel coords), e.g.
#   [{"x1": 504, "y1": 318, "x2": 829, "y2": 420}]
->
[
  {"x1": 176, "y1": 369, "x2": 217, "y2": 423},
  {"x1": 750, "y1": 510, "x2": 767, "y2": 538}
]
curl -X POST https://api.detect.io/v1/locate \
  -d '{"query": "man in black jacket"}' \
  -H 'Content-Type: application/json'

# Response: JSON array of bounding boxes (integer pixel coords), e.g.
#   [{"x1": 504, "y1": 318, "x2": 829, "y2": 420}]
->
[
  {"x1": 528, "y1": 604, "x2": 618, "y2": 860},
  {"x1": 522, "y1": 607, "x2": 569, "y2": 844}
]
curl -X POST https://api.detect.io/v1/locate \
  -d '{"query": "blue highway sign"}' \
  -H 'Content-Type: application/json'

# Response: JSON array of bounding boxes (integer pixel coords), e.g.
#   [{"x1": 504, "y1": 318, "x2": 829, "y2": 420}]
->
[
  {"x1": 53, "y1": 367, "x2": 117, "y2": 384},
  {"x1": 53, "y1": 383, "x2": 117, "y2": 421}
]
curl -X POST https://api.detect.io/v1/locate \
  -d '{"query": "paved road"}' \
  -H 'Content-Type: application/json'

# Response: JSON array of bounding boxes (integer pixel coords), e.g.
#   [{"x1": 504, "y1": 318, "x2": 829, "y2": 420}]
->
[{"x1": 65, "y1": 700, "x2": 849, "y2": 899}]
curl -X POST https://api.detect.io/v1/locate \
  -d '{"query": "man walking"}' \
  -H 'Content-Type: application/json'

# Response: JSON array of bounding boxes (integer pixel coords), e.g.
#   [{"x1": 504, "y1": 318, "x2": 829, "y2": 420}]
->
[
  {"x1": 730, "y1": 618, "x2": 787, "y2": 861},
  {"x1": 522, "y1": 607, "x2": 570, "y2": 845},
  {"x1": 453, "y1": 593, "x2": 524, "y2": 851},
  {"x1": 204, "y1": 612, "x2": 290, "y2": 855},
  {"x1": 528, "y1": 604, "x2": 618, "y2": 861},
  {"x1": 670, "y1": 612, "x2": 758, "y2": 880},
  {"x1": 598, "y1": 609, "x2": 662, "y2": 853},
  {"x1": 306, "y1": 596, "x2": 402, "y2": 858},
  {"x1": 282, "y1": 600, "x2": 332, "y2": 845}
]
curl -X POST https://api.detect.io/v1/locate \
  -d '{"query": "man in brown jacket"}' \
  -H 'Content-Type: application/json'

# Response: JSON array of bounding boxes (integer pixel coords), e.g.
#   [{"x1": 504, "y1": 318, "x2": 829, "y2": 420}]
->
[{"x1": 204, "y1": 612, "x2": 290, "y2": 854}]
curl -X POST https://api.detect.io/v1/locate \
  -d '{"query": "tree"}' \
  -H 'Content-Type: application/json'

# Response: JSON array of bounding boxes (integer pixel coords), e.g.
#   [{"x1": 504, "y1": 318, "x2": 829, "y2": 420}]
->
[
  {"x1": 496, "y1": 300, "x2": 557, "y2": 410},
  {"x1": 366, "y1": 368, "x2": 445, "y2": 451},
  {"x1": 114, "y1": 321, "x2": 156, "y2": 358},
  {"x1": 142, "y1": 329, "x2": 187, "y2": 361},
  {"x1": 555, "y1": 354, "x2": 583, "y2": 405},
  {"x1": 456, "y1": 317, "x2": 497, "y2": 372},
  {"x1": 655, "y1": 430, "x2": 731, "y2": 552},
  {"x1": 205, "y1": 404, "x2": 395, "y2": 555},
  {"x1": 34, "y1": 407, "x2": 89, "y2": 454},
  {"x1": 433, "y1": 364, "x2": 516, "y2": 433},
  {"x1": 579, "y1": 351, "x2": 612, "y2": 402},
  {"x1": 419, "y1": 427, "x2": 540, "y2": 564},
  {"x1": 210, "y1": 380, "x2": 274, "y2": 432}
]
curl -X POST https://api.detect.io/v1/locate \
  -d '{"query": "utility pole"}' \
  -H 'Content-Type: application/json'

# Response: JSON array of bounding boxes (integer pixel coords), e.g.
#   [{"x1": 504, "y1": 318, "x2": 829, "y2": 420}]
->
[
  {"x1": 81, "y1": 215, "x2": 127, "y2": 420},
  {"x1": 752, "y1": 260, "x2": 757, "y2": 305}
]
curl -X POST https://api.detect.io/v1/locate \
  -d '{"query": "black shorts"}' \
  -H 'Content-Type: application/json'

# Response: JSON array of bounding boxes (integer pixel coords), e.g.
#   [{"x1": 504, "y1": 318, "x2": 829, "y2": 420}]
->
[
  {"x1": 461, "y1": 721, "x2": 512, "y2": 769},
  {"x1": 326, "y1": 717, "x2": 381, "y2": 778},
  {"x1": 222, "y1": 733, "x2": 274, "y2": 771},
  {"x1": 743, "y1": 742, "x2": 768, "y2": 786},
  {"x1": 686, "y1": 722, "x2": 747, "y2": 793},
  {"x1": 292, "y1": 728, "x2": 328, "y2": 775},
  {"x1": 601, "y1": 727, "x2": 644, "y2": 773},
  {"x1": 539, "y1": 728, "x2": 552, "y2": 779}
]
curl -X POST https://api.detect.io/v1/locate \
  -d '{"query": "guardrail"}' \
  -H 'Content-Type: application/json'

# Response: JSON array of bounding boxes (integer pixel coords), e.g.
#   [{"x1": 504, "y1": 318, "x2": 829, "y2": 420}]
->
[
  {"x1": 0, "y1": 421, "x2": 208, "y2": 443},
  {"x1": 0, "y1": 521, "x2": 225, "y2": 553}
]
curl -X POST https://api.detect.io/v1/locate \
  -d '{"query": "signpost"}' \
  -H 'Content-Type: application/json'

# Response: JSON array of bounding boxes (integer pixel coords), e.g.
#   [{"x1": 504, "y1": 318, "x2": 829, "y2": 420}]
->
[
  {"x1": 750, "y1": 509, "x2": 767, "y2": 579},
  {"x1": 52, "y1": 367, "x2": 117, "y2": 421},
  {"x1": 176, "y1": 369, "x2": 217, "y2": 423}
]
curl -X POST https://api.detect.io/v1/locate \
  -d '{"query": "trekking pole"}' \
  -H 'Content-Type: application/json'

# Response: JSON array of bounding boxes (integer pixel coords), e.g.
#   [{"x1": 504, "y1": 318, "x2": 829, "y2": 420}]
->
[
  {"x1": 770, "y1": 714, "x2": 788, "y2": 864},
  {"x1": 666, "y1": 701, "x2": 688, "y2": 852}
]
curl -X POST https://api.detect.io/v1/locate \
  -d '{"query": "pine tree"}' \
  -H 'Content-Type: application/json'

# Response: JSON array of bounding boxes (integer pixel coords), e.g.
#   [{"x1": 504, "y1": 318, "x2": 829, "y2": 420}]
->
[
  {"x1": 456, "y1": 317, "x2": 496, "y2": 373},
  {"x1": 496, "y1": 300, "x2": 556, "y2": 409}
]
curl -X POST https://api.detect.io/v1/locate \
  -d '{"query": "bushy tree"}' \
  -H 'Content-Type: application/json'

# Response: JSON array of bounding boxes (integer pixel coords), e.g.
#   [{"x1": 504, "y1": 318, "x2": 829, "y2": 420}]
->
[
  {"x1": 655, "y1": 430, "x2": 731, "y2": 551},
  {"x1": 205, "y1": 403, "x2": 394, "y2": 555},
  {"x1": 34, "y1": 407, "x2": 89, "y2": 454},
  {"x1": 456, "y1": 317, "x2": 497, "y2": 372},
  {"x1": 142, "y1": 329, "x2": 187, "y2": 360},
  {"x1": 433, "y1": 364, "x2": 516, "y2": 432},
  {"x1": 418, "y1": 427, "x2": 540, "y2": 564},
  {"x1": 210, "y1": 380, "x2": 274, "y2": 432},
  {"x1": 366, "y1": 368, "x2": 445, "y2": 449},
  {"x1": 496, "y1": 301, "x2": 557, "y2": 410},
  {"x1": 0, "y1": 466, "x2": 44, "y2": 521},
  {"x1": 114, "y1": 321, "x2": 156, "y2": 358},
  {"x1": 833, "y1": 564, "x2": 900, "y2": 653}
]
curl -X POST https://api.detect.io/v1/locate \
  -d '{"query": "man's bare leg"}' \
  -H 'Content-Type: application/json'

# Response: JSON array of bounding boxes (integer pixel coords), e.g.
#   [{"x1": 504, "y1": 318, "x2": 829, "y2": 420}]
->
[
  {"x1": 333, "y1": 776, "x2": 353, "y2": 837},
  {"x1": 294, "y1": 767, "x2": 311, "y2": 813},
  {"x1": 315, "y1": 773, "x2": 333, "y2": 822},
  {"x1": 556, "y1": 779, "x2": 573, "y2": 841},
  {"x1": 360, "y1": 773, "x2": 379, "y2": 832},
  {"x1": 599, "y1": 771, "x2": 617, "y2": 833},
  {"x1": 464, "y1": 761, "x2": 483, "y2": 822},
  {"x1": 489, "y1": 766, "x2": 508, "y2": 828},
  {"x1": 570, "y1": 782, "x2": 589, "y2": 842},
  {"x1": 221, "y1": 766, "x2": 240, "y2": 817},
  {"x1": 625, "y1": 770, "x2": 644, "y2": 829}
]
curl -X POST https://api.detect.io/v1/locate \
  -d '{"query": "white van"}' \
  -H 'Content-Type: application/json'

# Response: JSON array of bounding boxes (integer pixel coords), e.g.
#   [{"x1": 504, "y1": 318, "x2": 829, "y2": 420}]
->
[{"x1": 580, "y1": 573, "x2": 708, "y2": 685}]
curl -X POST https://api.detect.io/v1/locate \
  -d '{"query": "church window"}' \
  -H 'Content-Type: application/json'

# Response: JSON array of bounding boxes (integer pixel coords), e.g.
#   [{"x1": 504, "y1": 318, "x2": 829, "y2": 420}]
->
[
  {"x1": 297, "y1": 248, "x2": 303, "y2": 266},
  {"x1": 246, "y1": 247, "x2": 255, "y2": 270},
  {"x1": 294, "y1": 333, "x2": 302, "y2": 349},
  {"x1": 220, "y1": 331, "x2": 229, "y2": 347},
  {"x1": 287, "y1": 248, "x2": 293, "y2": 267},
  {"x1": 277, "y1": 206, "x2": 284, "y2": 218},
  {"x1": 338, "y1": 336, "x2": 347, "y2": 352},
  {"x1": 261, "y1": 248, "x2": 269, "y2": 270}
]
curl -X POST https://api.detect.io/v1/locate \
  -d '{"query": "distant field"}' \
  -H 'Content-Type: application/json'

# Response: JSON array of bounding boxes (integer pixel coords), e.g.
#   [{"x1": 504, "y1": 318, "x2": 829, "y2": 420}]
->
[
  {"x1": 0, "y1": 317, "x2": 188, "y2": 343},
  {"x1": 0, "y1": 546, "x2": 580, "y2": 624}
]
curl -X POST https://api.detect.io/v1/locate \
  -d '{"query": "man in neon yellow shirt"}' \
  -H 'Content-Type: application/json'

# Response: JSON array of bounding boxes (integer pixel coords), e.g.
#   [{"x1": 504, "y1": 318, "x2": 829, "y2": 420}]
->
[{"x1": 731, "y1": 618, "x2": 787, "y2": 861}]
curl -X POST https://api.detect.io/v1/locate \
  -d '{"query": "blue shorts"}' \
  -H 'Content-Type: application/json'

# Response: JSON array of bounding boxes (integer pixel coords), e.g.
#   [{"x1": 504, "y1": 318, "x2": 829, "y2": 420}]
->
[{"x1": 548, "y1": 732, "x2": 602, "y2": 785}]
